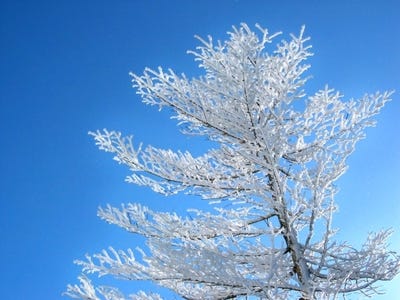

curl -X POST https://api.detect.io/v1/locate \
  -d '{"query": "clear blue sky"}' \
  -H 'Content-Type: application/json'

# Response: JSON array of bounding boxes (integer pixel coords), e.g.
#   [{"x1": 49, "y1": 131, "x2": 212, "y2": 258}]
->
[{"x1": 1, "y1": 1, "x2": 399, "y2": 299}]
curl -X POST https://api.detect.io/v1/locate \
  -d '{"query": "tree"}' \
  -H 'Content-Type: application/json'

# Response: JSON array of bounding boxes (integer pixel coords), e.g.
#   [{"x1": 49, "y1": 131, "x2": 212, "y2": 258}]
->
[{"x1": 66, "y1": 24, "x2": 400, "y2": 300}]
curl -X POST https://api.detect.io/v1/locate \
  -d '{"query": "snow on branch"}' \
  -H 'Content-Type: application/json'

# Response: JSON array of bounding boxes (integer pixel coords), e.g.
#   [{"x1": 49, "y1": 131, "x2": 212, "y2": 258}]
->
[
  {"x1": 69, "y1": 23, "x2": 400, "y2": 299},
  {"x1": 65, "y1": 275, "x2": 163, "y2": 300}
]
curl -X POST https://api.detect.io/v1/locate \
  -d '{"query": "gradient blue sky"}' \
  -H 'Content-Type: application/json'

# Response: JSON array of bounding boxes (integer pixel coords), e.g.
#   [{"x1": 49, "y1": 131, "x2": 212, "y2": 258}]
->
[{"x1": 1, "y1": 1, "x2": 399, "y2": 299}]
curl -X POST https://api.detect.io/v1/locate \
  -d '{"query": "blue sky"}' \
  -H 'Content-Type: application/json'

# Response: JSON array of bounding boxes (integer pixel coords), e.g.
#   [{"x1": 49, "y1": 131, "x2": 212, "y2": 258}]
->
[{"x1": 1, "y1": 0, "x2": 399, "y2": 299}]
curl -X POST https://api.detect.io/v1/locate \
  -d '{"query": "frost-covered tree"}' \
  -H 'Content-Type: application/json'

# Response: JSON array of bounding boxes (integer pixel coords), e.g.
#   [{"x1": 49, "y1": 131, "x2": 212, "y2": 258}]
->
[{"x1": 66, "y1": 24, "x2": 400, "y2": 300}]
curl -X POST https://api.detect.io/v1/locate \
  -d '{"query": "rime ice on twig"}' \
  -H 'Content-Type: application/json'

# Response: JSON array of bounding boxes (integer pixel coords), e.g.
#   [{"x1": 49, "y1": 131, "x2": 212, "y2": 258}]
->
[{"x1": 68, "y1": 24, "x2": 400, "y2": 300}]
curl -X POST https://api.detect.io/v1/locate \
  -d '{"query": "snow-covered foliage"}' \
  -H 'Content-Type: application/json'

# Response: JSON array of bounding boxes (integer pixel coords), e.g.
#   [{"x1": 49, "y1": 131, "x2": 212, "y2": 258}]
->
[{"x1": 67, "y1": 24, "x2": 400, "y2": 299}]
